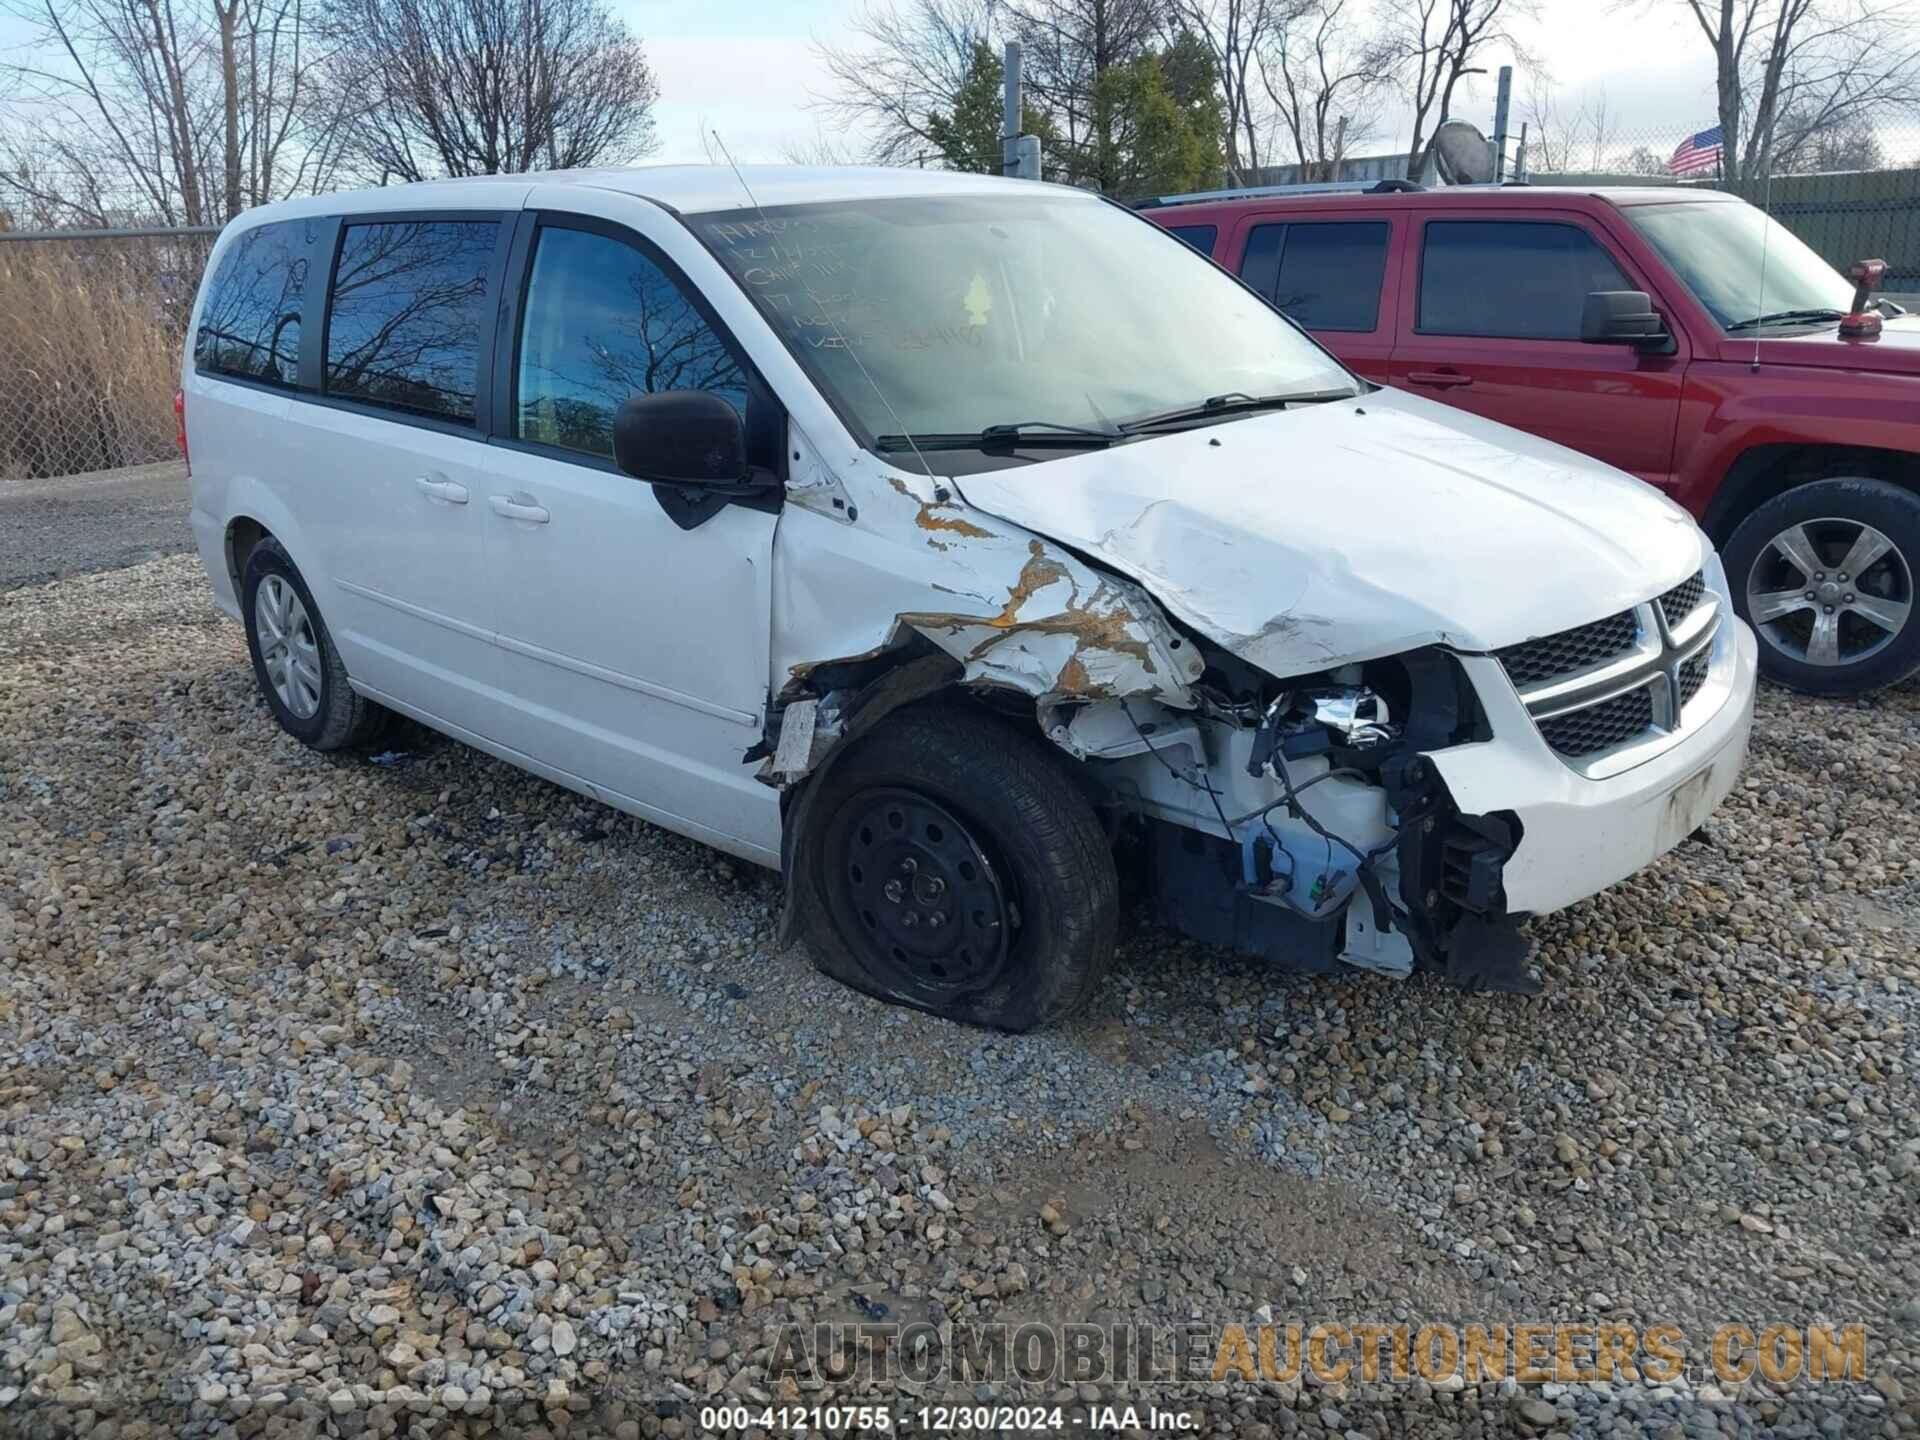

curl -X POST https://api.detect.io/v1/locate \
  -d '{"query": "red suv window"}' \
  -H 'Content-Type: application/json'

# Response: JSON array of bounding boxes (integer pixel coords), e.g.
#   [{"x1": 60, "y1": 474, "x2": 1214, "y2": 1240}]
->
[
  {"x1": 1163, "y1": 223, "x2": 1217, "y2": 254},
  {"x1": 1417, "y1": 220, "x2": 1631, "y2": 340},
  {"x1": 1239, "y1": 220, "x2": 1390, "y2": 332}
]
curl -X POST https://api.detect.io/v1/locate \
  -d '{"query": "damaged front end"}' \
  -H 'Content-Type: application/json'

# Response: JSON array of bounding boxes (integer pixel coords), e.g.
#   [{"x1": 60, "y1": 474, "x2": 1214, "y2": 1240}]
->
[
  {"x1": 762, "y1": 559, "x2": 1531, "y2": 990},
  {"x1": 1066, "y1": 638, "x2": 1536, "y2": 991},
  {"x1": 759, "y1": 453, "x2": 1535, "y2": 989}
]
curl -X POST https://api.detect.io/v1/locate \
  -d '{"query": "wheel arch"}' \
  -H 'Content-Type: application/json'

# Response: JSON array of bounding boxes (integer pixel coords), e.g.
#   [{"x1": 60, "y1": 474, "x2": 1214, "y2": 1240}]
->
[
  {"x1": 1703, "y1": 442, "x2": 1920, "y2": 546},
  {"x1": 218, "y1": 471, "x2": 319, "y2": 591},
  {"x1": 224, "y1": 516, "x2": 274, "y2": 600}
]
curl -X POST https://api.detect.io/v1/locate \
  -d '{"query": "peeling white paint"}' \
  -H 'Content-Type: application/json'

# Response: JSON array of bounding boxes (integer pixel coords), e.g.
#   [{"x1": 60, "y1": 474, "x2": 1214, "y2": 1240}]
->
[{"x1": 771, "y1": 436, "x2": 1200, "y2": 718}]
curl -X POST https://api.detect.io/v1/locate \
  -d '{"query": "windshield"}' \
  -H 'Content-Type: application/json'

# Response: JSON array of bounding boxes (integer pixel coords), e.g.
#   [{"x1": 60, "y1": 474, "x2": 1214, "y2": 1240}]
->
[
  {"x1": 689, "y1": 193, "x2": 1355, "y2": 454},
  {"x1": 1626, "y1": 200, "x2": 1854, "y2": 330}
]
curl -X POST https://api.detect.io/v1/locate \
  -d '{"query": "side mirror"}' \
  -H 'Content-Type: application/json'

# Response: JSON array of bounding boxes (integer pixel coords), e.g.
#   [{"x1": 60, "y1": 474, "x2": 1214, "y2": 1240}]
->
[
  {"x1": 1582, "y1": 290, "x2": 1670, "y2": 350},
  {"x1": 613, "y1": 390, "x2": 750, "y2": 486}
]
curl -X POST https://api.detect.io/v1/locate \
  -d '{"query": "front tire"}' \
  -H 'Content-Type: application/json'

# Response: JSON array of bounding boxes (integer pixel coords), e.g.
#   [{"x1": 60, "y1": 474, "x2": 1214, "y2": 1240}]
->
[
  {"x1": 241, "y1": 538, "x2": 387, "y2": 750},
  {"x1": 795, "y1": 706, "x2": 1116, "y2": 1031},
  {"x1": 1724, "y1": 477, "x2": 1920, "y2": 696}
]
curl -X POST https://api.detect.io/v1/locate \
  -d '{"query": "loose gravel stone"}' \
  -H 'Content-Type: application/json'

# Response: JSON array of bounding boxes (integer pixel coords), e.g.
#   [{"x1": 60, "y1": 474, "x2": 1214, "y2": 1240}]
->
[{"x1": 0, "y1": 554, "x2": 1915, "y2": 1438}]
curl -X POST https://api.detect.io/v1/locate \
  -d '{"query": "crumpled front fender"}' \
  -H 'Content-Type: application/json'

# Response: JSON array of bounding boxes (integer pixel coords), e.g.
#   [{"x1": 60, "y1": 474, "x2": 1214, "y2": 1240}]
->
[{"x1": 763, "y1": 448, "x2": 1203, "y2": 786}]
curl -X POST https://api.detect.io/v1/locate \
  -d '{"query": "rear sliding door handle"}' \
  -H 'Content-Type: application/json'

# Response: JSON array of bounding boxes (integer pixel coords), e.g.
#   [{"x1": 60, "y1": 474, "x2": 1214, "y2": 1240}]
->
[
  {"x1": 1405, "y1": 369, "x2": 1474, "y2": 389},
  {"x1": 490, "y1": 494, "x2": 551, "y2": 525},
  {"x1": 415, "y1": 476, "x2": 469, "y2": 503}
]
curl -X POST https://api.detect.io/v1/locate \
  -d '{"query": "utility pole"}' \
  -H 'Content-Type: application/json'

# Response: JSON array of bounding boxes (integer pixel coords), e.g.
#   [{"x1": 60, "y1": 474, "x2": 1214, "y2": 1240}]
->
[
  {"x1": 1491, "y1": 65, "x2": 1513, "y2": 180},
  {"x1": 1003, "y1": 41, "x2": 1041, "y2": 180}
]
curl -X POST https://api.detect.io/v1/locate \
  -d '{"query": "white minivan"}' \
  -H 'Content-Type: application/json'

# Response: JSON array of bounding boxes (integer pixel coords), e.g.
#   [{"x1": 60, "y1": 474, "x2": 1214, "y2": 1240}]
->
[{"x1": 182, "y1": 165, "x2": 1758, "y2": 1029}]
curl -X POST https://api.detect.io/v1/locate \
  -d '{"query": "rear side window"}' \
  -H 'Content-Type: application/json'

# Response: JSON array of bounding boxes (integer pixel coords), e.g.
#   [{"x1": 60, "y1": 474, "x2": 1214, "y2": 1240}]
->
[
  {"x1": 1419, "y1": 220, "x2": 1631, "y2": 339},
  {"x1": 323, "y1": 219, "x2": 498, "y2": 421},
  {"x1": 1165, "y1": 224, "x2": 1217, "y2": 255},
  {"x1": 195, "y1": 221, "x2": 309, "y2": 386},
  {"x1": 1239, "y1": 221, "x2": 1389, "y2": 332},
  {"x1": 514, "y1": 225, "x2": 748, "y2": 459}
]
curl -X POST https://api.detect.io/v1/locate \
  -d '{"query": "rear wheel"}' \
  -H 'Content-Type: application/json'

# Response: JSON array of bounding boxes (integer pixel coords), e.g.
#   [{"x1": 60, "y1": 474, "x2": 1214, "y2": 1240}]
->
[
  {"x1": 241, "y1": 538, "x2": 388, "y2": 750},
  {"x1": 1725, "y1": 477, "x2": 1920, "y2": 696},
  {"x1": 795, "y1": 706, "x2": 1116, "y2": 1031}
]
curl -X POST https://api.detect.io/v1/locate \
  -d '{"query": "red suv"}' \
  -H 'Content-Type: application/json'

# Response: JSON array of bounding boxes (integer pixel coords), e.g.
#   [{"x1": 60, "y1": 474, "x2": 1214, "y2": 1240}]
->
[{"x1": 1146, "y1": 184, "x2": 1919, "y2": 696}]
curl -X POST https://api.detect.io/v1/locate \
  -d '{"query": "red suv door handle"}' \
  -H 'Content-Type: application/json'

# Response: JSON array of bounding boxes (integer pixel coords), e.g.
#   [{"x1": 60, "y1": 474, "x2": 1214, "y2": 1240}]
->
[{"x1": 1406, "y1": 369, "x2": 1474, "y2": 389}]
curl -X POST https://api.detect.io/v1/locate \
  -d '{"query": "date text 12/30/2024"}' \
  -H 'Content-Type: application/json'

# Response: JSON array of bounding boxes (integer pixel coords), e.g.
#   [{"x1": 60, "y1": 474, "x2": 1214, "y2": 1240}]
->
[{"x1": 699, "y1": 1404, "x2": 1198, "y2": 1432}]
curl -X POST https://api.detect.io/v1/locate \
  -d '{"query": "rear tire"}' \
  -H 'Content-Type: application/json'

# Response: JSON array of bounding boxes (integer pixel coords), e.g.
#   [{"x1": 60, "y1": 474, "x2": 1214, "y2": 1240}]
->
[
  {"x1": 794, "y1": 706, "x2": 1116, "y2": 1031},
  {"x1": 1724, "y1": 477, "x2": 1920, "y2": 696},
  {"x1": 241, "y1": 538, "x2": 388, "y2": 751}
]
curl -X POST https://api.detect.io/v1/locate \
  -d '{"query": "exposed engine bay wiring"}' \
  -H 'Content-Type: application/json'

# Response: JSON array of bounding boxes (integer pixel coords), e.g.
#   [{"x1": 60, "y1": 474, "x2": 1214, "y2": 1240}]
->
[
  {"x1": 1120, "y1": 700, "x2": 1397, "y2": 917},
  {"x1": 1120, "y1": 700, "x2": 1238, "y2": 841}
]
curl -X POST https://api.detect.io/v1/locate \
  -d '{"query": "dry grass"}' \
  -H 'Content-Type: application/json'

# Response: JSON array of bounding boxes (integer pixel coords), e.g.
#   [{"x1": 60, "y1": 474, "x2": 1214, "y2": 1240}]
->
[{"x1": 0, "y1": 236, "x2": 209, "y2": 480}]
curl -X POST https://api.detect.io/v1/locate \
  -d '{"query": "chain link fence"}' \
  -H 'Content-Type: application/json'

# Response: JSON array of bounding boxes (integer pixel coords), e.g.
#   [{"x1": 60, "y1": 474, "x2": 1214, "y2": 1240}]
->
[
  {"x1": 1519, "y1": 122, "x2": 1920, "y2": 305},
  {"x1": 0, "y1": 228, "x2": 216, "y2": 481}
]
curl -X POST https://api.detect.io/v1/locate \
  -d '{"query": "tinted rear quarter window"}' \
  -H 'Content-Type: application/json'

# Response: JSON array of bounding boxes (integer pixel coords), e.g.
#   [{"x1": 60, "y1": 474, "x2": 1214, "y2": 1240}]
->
[
  {"x1": 1419, "y1": 220, "x2": 1631, "y2": 339},
  {"x1": 324, "y1": 219, "x2": 498, "y2": 421},
  {"x1": 1239, "y1": 222, "x2": 1389, "y2": 331},
  {"x1": 195, "y1": 221, "x2": 310, "y2": 386},
  {"x1": 1164, "y1": 224, "x2": 1217, "y2": 255}
]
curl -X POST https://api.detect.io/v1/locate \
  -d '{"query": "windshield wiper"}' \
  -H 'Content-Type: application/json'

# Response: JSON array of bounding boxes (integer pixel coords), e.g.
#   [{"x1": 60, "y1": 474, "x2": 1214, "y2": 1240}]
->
[
  {"x1": 1121, "y1": 388, "x2": 1355, "y2": 433},
  {"x1": 874, "y1": 420, "x2": 1122, "y2": 453},
  {"x1": 1724, "y1": 307, "x2": 1847, "y2": 332}
]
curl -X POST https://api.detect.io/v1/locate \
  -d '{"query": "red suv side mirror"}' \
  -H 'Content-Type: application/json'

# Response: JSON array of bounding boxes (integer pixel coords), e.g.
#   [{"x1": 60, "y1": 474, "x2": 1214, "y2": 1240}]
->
[{"x1": 1580, "y1": 291, "x2": 1672, "y2": 352}]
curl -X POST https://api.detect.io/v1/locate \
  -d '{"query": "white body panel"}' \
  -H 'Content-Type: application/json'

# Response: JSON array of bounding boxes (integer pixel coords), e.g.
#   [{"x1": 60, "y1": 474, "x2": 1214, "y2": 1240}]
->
[
  {"x1": 297, "y1": 402, "x2": 508, "y2": 730},
  {"x1": 471, "y1": 183, "x2": 785, "y2": 859},
  {"x1": 952, "y1": 388, "x2": 1708, "y2": 675},
  {"x1": 1432, "y1": 626, "x2": 1756, "y2": 916}
]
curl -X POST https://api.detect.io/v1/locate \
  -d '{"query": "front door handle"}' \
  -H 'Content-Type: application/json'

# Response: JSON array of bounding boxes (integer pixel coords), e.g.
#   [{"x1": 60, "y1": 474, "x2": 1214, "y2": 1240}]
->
[
  {"x1": 415, "y1": 476, "x2": 469, "y2": 504},
  {"x1": 1405, "y1": 369, "x2": 1474, "y2": 389},
  {"x1": 490, "y1": 494, "x2": 551, "y2": 525}
]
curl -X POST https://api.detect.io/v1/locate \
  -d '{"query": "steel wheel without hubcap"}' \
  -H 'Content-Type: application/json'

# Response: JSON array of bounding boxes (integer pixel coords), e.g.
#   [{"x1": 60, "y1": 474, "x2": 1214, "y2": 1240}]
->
[
  {"x1": 254, "y1": 574, "x2": 323, "y2": 719},
  {"x1": 1745, "y1": 517, "x2": 1914, "y2": 668},
  {"x1": 825, "y1": 786, "x2": 1016, "y2": 1004}
]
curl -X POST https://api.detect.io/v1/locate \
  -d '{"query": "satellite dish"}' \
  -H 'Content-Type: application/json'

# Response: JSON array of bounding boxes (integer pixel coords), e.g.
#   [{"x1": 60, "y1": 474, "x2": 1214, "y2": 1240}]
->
[{"x1": 1432, "y1": 121, "x2": 1495, "y2": 185}]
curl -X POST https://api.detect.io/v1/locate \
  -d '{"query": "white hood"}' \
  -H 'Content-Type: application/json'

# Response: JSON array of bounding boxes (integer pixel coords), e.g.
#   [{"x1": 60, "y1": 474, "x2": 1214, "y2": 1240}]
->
[{"x1": 951, "y1": 388, "x2": 1707, "y2": 677}]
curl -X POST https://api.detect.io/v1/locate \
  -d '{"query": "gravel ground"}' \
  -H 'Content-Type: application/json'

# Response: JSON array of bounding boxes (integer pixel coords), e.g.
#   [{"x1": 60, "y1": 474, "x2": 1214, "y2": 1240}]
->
[
  {"x1": 2, "y1": 554, "x2": 1918, "y2": 1439},
  {"x1": 0, "y1": 464, "x2": 191, "y2": 593}
]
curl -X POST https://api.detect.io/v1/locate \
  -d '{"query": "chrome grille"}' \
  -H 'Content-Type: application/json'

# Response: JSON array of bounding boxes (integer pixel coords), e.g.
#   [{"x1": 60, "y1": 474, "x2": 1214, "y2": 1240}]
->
[
  {"x1": 1659, "y1": 571, "x2": 1706, "y2": 630},
  {"x1": 1538, "y1": 684, "x2": 1656, "y2": 757},
  {"x1": 1678, "y1": 649, "x2": 1709, "y2": 707},
  {"x1": 1498, "y1": 573, "x2": 1724, "y2": 776},
  {"x1": 1496, "y1": 610, "x2": 1638, "y2": 687}
]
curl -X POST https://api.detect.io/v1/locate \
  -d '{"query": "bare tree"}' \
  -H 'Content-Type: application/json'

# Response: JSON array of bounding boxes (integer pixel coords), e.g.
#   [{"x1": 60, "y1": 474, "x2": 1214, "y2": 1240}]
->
[
  {"x1": 319, "y1": 0, "x2": 659, "y2": 182},
  {"x1": 0, "y1": 0, "x2": 342, "y2": 225},
  {"x1": 808, "y1": 0, "x2": 1000, "y2": 165},
  {"x1": 1259, "y1": 0, "x2": 1382, "y2": 180},
  {"x1": 1773, "y1": 107, "x2": 1886, "y2": 170},
  {"x1": 779, "y1": 128, "x2": 866, "y2": 166},
  {"x1": 1375, "y1": 0, "x2": 1527, "y2": 180},
  {"x1": 1673, "y1": 0, "x2": 1920, "y2": 179},
  {"x1": 1622, "y1": 143, "x2": 1670, "y2": 175},
  {"x1": 1521, "y1": 80, "x2": 1619, "y2": 173}
]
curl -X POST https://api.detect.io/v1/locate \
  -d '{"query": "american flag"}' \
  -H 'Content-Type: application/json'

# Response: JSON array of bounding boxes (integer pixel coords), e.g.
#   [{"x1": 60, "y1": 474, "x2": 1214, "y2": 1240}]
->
[{"x1": 1668, "y1": 126, "x2": 1725, "y2": 177}]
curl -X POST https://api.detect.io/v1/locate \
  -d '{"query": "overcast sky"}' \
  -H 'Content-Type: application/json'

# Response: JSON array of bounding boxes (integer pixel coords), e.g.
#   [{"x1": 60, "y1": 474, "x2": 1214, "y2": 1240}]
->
[
  {"x1": 626, "y1": 0, "x2": 1743, "y2": 166},
  {"x1": 6, "y1": 0, "x2": 1914, "y2": 176}
]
